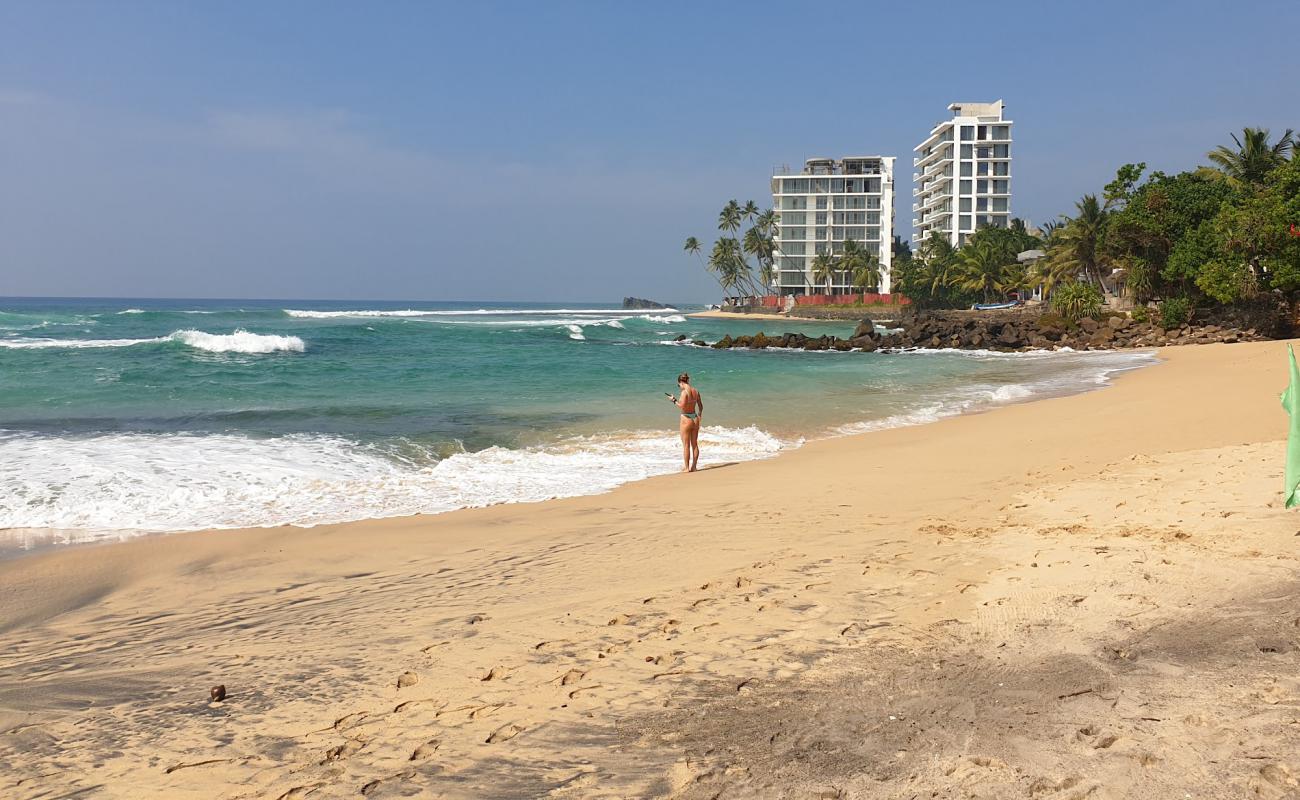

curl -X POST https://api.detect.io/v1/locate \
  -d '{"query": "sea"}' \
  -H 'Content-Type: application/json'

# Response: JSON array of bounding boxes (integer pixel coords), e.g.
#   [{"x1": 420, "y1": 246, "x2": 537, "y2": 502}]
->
[{"x1": 0, "y1": 298, "x2": 1157, "y2": 551}]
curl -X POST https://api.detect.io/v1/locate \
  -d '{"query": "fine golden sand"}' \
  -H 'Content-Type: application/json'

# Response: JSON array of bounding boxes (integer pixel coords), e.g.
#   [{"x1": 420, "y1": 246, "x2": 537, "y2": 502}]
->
[{"x1": 3, "y1": 341, "x2": 1299, "y2": 799}]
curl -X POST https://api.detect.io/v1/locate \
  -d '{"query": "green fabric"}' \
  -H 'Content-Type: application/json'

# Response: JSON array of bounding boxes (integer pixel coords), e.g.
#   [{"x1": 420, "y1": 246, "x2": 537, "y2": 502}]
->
[{"x1": 1282, "y1": 345, "x2": 1300, "y2": 508}]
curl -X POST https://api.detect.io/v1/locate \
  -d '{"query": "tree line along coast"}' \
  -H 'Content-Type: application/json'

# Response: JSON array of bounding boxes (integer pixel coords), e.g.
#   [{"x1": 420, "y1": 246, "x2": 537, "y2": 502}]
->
[{"x1": 686, "y1": 127, "x2": 1300, "y2": 349}]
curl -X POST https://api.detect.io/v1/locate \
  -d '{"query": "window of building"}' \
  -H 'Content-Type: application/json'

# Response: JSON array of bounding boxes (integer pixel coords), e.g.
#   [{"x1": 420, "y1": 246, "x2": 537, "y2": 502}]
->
[
  {"x1": 960, "y1": 214, "x2": 973, "y2": 230},
  {"x1": 960, "y1": 162, "x2": 972, "y2": 177},
  {"x1": 816, "y1": 197, "x2": 827, "y2": 209},
  {"x1": 960, "y1": 180, "x2": 972, "y2": 195},
  {"x1": 992, "y1": 198, "x2": 1008, "y2": 212},
  {"x1": 994, "y1": 125, "x2": 1009, "y2": 139},
  {"x1": 977, "y1": 162, "x2": 990, "y2": 176},
  {"x1": 994, "y1": 162, "x2": 1009, "y2": 176},
  {"x1": 960, "y1": 126, "x2": 974, "y2": 141},
  {"x1": 993, "y1": 180, "x2": 1008, "y2": 193},
  {"x1": 993, "y1": 144, "x2": 1009, "y2": 158},
  {"x1": 977, "y1": 180, "x2": 989, "y2": 193},
  {"x1": 815, "y1": 212, "x2": 827, "y2": 224},
  {"x1": 831, "y1": 179, "x2": 845, "y2": 193},
  {"x1": 783, "y1": 212, "x2": 806, "y2": 224},
  {"x1": 960, "y1": 198, "x2": 972, "y2": 212},
  {"x1": 960, "y1": 144, "x2": 972, "y2": 159},
  {"x1": 977, "y1": 147, "x2": 991, "y2": 159},
  {"x1": 977, "y1": 198, "x2": 988, "y2": 211}
]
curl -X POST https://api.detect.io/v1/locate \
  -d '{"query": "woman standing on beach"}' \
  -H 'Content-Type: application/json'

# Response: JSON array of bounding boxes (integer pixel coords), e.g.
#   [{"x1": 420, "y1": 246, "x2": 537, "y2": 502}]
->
[{"x1": 671, "y1": 372, "x2": 703, "y2": 472}]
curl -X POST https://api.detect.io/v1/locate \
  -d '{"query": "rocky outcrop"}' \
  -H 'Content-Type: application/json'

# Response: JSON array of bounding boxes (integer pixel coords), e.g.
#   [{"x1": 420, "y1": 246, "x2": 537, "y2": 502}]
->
[
  {"x1": 623, "y1": 297, "x2": 671, "y2": 310},
  {"x1": 694, "y1": 306, "x2": 1279, "y2": 354}
]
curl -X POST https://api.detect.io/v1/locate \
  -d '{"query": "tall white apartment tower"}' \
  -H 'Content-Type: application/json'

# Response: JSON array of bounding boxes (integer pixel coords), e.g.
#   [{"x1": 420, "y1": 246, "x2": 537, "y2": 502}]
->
[
  {"x1": 770, "y1": 156, "x2": 896, "y2": 295},
  {"x1": 913, "y1": 100, "x2": 1013, "y2": 248}
]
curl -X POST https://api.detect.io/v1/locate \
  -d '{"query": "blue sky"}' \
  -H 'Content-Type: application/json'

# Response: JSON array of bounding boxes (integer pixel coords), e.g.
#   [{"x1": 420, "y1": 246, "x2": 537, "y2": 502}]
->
[{"x1": 1, "y1": 1, "x2": 1297, "y2": 303}]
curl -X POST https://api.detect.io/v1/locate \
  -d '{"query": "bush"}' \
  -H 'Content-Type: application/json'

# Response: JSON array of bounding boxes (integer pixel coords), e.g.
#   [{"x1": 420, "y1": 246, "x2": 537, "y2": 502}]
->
[
  {"x1": 1158, "y1": 297, "x2": 1191, "y2": 328},
  {"x1": 1131, "y1": 305, "x2": 1151, "y2": 324},
  {"x1": 1051, "y1": 282, "x2": 1103, "y2": 322}
]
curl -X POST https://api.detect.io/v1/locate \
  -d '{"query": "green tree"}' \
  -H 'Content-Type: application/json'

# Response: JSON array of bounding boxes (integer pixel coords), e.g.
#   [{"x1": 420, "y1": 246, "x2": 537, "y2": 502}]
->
[
  {"x1": 841, "y1": 239, "x2": 880, "y2": 292},
  {"x1": 956, "y1": 239, "x2": 1013, "y2": 303},
  {"x1": 1052, "y1": 195, "x2": 1108, "y2": 291},
  {"x1": 1207, "y1": 127, "x2": 1295, "y2": 186},
  {"x1": 810, "y1": 253, "x2": 837, "y2": 294}
]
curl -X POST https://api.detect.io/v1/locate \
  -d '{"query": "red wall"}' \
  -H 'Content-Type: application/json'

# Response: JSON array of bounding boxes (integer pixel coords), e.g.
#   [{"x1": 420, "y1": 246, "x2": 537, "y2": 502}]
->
[{"x1": 792, "y1": 293, "x2": 910, "y2": 306}]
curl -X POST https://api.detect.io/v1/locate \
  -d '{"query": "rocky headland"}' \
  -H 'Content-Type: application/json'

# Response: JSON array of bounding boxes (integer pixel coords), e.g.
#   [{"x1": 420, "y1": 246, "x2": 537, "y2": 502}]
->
[{"x1": 688, "y1": 299, "x2": 1291, "y2": 353}]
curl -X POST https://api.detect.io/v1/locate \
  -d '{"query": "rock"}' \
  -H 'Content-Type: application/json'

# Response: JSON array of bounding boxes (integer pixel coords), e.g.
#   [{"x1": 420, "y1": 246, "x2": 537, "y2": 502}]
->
[
  {"x1": 397, "y1": 671, "x2": 419, "y2": 689},
  {"x1": 673, "y1": 334, "x2": 686, "y2": 342},
  {"x1": 997, "y1": 326, "x2": 1023, "y2": 347},
  {"x1": 851, "y1": 321, "x2": 876, "y2": 339},
  {"x1": 622, "y1": 297, "x2": 669, "y2": 310},
  {"x1": 691, "y1": 340, "x2": 706, "y2": 347},
  {"x1": 210, "y1": 685, "x2": 226, "y2": 703},
  {"x1": 1079, "y1": 317, "x2": 1099, "y2": 334},
  {"x1": 749, "y1": 332, "x2": 770, "y2": 349},
  {"x1": 733, "y1": 335, "x2": 752, "y2": 347},
  {"x1": 1107, "y1": 316, "x2": 1127, "y2": 330},
  {"x1": 832, "y1": 339, "x2": 853, "y2": 351},
  {"x1": 848, "y1": 335, "x2": 879, "y2": 351},
  {"x1": 711, "y1": 335, "x2": 733, "y2": 349}
]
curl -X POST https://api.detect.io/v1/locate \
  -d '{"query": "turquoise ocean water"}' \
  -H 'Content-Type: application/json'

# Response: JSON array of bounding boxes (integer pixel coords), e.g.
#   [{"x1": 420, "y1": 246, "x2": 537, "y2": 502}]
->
[{"x1": 0, "y1": 298, "x2": 1156, "y2": 548}]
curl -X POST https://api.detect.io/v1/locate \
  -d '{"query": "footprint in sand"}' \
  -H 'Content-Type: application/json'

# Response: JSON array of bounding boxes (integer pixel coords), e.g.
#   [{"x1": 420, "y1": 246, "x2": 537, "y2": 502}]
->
[
  {"x1": 481, "y1": 665, "x2": 510, "y2": 682},
  {"x1": 322, "y1": 738, "x2": 365, "y2": 763},
  {"x1": 558, "y1": 668, "x2": 586, "y2": 686},
  {"x1": 409, "y1": 739, "x2": 441, "y2": 761},
  {"x1": 607, "y1": 614, "x2": 632, "y2": 626},
  {"x1": 396, "y1": 671, "x2": 420, "y2": 689},
  {"x1": 485, "y1": 723, "x2": 526, "y2": 744}
]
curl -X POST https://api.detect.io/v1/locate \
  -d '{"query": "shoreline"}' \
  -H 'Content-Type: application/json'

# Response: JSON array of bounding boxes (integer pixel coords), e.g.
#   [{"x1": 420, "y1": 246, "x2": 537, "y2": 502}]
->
[
  {"x1": 3, "y1": 340, "x2": 1297, "y2": 798},
  {"x1": 0, "y1": 346, "x2": 1158, "y2": 558}
]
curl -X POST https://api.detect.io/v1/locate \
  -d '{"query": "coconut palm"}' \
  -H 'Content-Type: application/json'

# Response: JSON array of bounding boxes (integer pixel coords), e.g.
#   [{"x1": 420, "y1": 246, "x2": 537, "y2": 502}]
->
[
  {"x1": 741, "y1": 200, "x2": 760, "y2": 224},
  {"x1": 955, "y1": 240, "x2": 1011, "y2": 303},
  {"x1": 810, "y1": 252, "x2": 837, "y2": 295},
  {"x1": 1052, "y1": 195, "x2": 1107, "y2": 290},
  {"x1": 850, "y1": 252, "x2": 882, "y2": 293},
  {"x1": 742, "y1": 226, "x2": 777, "y2": 294},
  {"x1": 838, "y1": 239, "x2": 878, "y2": 293},
  {"x1": 683, "y1": 236, "x2": 701, "y2": 258},
  {"x1": 1207, "y1": 127, "x2": 1295, "y2": 186},
  {"x1": 718, "y1": 200, "x2": 743, "y2": 237}
]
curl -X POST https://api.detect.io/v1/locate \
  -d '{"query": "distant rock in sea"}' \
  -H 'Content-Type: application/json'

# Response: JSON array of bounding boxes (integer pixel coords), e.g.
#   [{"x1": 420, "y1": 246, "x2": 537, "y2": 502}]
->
[{"x1": 622, "y1": 297, "x2": 671, "y2": 310}]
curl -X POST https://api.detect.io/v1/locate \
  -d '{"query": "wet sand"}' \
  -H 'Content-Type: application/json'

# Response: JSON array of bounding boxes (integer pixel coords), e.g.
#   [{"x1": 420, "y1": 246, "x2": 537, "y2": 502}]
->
[{"x1": 2, "y1": 341, "x2": 1298, "y2": 799}]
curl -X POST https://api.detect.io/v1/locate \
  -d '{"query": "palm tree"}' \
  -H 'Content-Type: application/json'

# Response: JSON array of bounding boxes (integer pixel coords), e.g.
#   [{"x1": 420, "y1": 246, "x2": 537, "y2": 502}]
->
[
  {"x1": 955, "y1": 240, "x2": 1010, "y2": 303},
  {"x1": 742, "y1": 226, "x2": 777, "y2": 294},
  {"x1": 683, "y1": 236, "x2": 701, "y2": 258},
  {"x1": 838, "y1": 239, "x2": 878, "y2": 293},
  {"x1": 850, "y1": 252, "x2": 882, "y2": 293},
  {"x1": 1053, "y1": 195, "x2": 1107, "y2": 291},
  {"x1": 718, "y1": 200, "x2": 743, "y2": 238},
  {"x1": 741, "y1": 200, "x2": 760, "y2": 224},
  {"x1": 1207, "y1": 127, "x2": 1295, "y2": 186},
  {"x1": 810, "y1": 252, "x2": 837, "y2": 295}
]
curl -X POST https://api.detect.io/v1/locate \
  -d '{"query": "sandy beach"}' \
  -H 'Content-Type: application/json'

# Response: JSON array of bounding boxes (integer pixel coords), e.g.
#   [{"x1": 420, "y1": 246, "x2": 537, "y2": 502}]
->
[
  {"x1": 687, "y1": 309, "x2": 821, "y2": 321},
  {"x1": 3, "y1": 340, "x2": 1299, "y2": 799}
]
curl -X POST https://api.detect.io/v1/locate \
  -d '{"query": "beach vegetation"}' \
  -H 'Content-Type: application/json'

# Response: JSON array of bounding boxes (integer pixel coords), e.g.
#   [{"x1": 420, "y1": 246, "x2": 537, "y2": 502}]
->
[
  {"x1": 1157, "y1": 297, "x2": 1192, "y2": 328},
  {"x1": 1050, "y1": 282, "x2": 1103, "y2": 322},
  {"x1": 687, "y1": 200, "x2": 779, "y2": 300}
]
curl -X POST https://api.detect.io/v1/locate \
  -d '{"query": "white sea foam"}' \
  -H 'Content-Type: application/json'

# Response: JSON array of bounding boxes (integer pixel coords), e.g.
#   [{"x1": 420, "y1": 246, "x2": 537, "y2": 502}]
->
[
  {"x1": 118, "y1": 308, "x2": 146, "y2": 314},
  {"x1": 566, "y1": 324, "x2": 585, "y2": 340},
  {"x1": 0, "y1": 329, "x2": 305, "y2": 353},
  {"x1": 0, "y1": 426, "x2": 785, "y2": 537},
  {"x1": 171, "y1": 329, "x2": 305, "y2": 353},
  {"x1": 284, "y1": 307, "x2": 679, "y2": 319}
]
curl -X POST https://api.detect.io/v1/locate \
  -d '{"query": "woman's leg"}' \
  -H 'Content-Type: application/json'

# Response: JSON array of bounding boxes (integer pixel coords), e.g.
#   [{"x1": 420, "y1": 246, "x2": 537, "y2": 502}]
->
[
  {"x1": 679, "y1": 416, "x2": 691, "y2": 472},
  {"x1": 689, "y1": 420, "x2": 701, "y2": 471}
]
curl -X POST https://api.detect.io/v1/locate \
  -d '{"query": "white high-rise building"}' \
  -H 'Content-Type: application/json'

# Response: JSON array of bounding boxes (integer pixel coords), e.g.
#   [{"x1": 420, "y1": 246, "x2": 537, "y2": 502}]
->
[
  {"x1": 913, "y1": 100, "x2": 1013, "y2": 248},
  {"x1": 770, "y1": 156, "x2": 896, "y2": 295}
]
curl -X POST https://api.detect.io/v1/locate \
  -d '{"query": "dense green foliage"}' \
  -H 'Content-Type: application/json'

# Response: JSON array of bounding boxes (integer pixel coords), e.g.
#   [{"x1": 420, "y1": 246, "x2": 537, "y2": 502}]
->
[
  {"x1": 1157, "y1": 297, "x2": 1191, "y2": 328},
  {"x1": 684, "y1": 200, "x2": 778, "y2": 296},
  {"x1": 1051, "y1": 282, "x2": 1103, "y2": 321}
]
